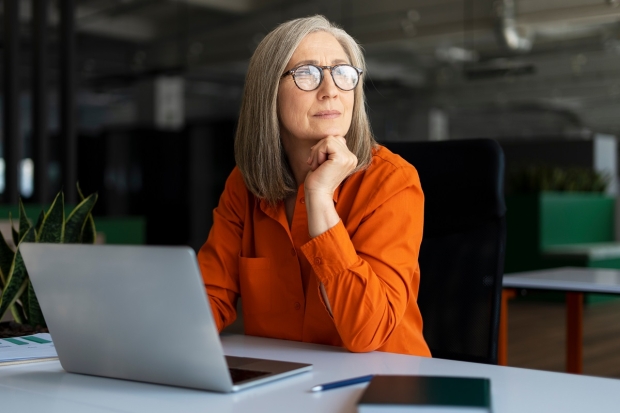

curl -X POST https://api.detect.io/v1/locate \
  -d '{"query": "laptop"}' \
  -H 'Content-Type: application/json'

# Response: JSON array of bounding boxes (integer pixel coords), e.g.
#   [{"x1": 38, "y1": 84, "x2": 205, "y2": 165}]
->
[{"x1": 20, "y1": 243, "x2": 312, "y2": 392}]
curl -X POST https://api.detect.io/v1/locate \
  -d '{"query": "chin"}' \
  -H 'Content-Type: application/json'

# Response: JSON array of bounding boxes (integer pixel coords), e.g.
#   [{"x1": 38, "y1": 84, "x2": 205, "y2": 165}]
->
[{"x1": 316, "y1": 128, "x2": 348, "y2": 138}]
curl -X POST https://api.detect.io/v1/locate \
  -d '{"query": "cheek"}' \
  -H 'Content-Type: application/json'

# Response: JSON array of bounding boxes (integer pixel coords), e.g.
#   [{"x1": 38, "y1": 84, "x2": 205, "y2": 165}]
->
[
  {"x1": 344, "y1": 94, "x2": 355, "y2": 123},
  {"x1": 279, "y1": 91, "x2": 311, "y2": 126}
]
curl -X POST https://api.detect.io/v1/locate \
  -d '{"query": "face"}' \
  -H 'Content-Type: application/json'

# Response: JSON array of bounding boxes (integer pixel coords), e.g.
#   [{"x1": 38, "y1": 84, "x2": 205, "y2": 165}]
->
[{"x1": 277, "y1": 31, "x2": 355, "y2": 144}]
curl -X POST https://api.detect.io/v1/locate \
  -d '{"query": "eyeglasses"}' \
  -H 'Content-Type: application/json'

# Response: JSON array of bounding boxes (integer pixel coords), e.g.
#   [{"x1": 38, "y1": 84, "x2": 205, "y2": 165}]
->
[{"x1": 282, "y1": 64, "x2": 363, "y2": 91}]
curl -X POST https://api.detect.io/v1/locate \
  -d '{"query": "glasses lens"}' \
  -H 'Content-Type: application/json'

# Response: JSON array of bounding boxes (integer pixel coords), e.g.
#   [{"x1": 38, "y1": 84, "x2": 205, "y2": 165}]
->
[
  {"x1": 294, "y1": 65, "x2": 321, "y2": 91},
  {"x1": 333, "y1": 65, "x2": 359, "y2": 91}
]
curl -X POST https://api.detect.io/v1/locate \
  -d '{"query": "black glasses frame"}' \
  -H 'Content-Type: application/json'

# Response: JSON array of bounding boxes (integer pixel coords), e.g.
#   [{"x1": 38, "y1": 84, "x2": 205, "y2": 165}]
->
[{"x1": 281, "y1": 64, "x2": 363, "y2": 91}]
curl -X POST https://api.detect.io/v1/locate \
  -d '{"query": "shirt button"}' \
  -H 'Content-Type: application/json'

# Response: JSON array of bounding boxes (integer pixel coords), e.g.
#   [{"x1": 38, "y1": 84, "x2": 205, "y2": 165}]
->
[
  {"x1": 314, "y1": 257, "x2": 322, "y2": 265},
  {"x1": 291, "y1": 248, "x2": 297, "y2": 256},
  {"x1": 294, "y1": 302, "x2": 301, "y2": 310},
  {"x1": 300, "y1": 197, "x2": 305, "y2": 204}
]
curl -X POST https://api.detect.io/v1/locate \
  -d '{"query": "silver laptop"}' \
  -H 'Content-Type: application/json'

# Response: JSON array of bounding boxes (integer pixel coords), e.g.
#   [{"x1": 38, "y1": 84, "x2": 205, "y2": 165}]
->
[{"x1": 21, "y1": 243, "x2": 311, "y2": 392}]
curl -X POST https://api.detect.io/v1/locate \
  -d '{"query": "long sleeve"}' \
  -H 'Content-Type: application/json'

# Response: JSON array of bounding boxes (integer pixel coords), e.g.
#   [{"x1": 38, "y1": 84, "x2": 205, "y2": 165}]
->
[
  {"x1": 197, "y1": 168, "x2": 247, "y2": 332},
  {"x1": 300, "y1": 165, "x2": 424, "y2": 353}
]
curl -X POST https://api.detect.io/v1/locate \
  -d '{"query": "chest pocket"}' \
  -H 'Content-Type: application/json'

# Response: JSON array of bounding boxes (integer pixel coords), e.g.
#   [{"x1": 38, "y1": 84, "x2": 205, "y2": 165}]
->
[{"x1": 238, "y1": 256, "x2": 272, "y2": 315}]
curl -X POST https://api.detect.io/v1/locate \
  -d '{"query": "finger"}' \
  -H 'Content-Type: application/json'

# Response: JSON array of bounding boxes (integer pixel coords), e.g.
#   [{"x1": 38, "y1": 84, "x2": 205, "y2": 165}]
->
[
  {"x1": 317, "y1": 144, "x2": 329, "y2": 165},
  {"x1": 309, "y1": 143, "x2": 322, "y2": 171},
  {"x1": 308, "y1": 138, "x2": 327, "y2": 168}
]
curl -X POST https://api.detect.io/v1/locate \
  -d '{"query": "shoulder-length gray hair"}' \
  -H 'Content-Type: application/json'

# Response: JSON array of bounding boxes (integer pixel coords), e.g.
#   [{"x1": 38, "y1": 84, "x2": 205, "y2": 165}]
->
[{"x1": 235, "y1": 15, "x2": 377, "y2": 205}]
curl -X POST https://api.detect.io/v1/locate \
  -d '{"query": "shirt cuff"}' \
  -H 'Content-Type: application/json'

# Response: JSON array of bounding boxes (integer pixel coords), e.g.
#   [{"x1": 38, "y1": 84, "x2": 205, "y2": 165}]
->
[{"x1": 300, "y1": 220, "x2": 359, "y2": 284}]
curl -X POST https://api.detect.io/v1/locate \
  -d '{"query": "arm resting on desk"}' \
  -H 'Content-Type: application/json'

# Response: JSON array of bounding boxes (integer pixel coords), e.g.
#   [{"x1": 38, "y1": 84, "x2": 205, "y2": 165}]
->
[{"x1": 301, "y1": 168, "x2": 425, "y2": 353}]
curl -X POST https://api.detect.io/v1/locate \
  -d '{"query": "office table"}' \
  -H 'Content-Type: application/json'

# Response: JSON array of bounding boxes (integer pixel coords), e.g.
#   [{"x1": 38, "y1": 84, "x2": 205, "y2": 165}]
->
[
  {"x1": 1, "y1": 334, "x2": 620, "y2": 412},
  {"x1": 500, "y1": 267, "x2": 620, "y2": 373}
]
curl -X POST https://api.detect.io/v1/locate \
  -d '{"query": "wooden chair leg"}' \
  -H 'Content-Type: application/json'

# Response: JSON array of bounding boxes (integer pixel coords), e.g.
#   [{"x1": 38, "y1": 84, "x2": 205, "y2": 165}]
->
[
  {"x1": 498, "y1": 289, "x2": 516, "y2": 366},
  {"x1": 566, "y1": 292, "x2": 584, "y2": 374}
]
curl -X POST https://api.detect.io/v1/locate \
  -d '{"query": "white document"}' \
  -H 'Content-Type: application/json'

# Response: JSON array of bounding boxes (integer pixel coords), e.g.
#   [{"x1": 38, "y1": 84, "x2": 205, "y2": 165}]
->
[{"x1": 0, "y1": 333, "x2": 58, "y2": 366}]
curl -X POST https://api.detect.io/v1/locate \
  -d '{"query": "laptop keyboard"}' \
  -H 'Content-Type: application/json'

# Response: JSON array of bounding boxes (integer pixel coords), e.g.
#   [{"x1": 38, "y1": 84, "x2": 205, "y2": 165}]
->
[{"x1": 229, "y1": 368, "x2": 271, "y2": 384}]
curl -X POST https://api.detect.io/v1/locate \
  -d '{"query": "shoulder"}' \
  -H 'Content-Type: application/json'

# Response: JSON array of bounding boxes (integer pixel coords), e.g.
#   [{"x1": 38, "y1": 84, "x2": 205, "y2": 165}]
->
[
  {"x1": 221, "y1": 166, "x2": 252, "y2": 208},
  {"x1": 362, "y1": 145, "x2": 421, "y2": 192},
  {"x1": 226, "y1": 166, "x2": 247, "y2": 191},
  {"x1": 343, "y1": 145, "x2": 422, "y2": 214}
]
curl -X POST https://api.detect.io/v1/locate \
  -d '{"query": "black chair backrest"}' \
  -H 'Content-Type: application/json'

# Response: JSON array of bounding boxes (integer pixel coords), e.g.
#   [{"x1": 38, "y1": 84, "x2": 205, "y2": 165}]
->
[{"x1": 385, "y1": 139, "x2": 506, "y2": 364}]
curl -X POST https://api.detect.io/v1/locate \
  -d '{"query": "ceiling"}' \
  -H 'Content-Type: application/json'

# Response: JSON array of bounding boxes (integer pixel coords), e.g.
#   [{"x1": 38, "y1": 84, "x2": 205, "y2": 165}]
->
[{"x1": 4, "y1": 0, "x2": 620, "y2": 137}]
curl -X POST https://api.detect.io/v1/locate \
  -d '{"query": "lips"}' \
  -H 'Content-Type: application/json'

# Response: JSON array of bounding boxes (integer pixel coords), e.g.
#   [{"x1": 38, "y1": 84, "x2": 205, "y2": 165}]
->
[{"x1": 314, "y1": 110, "x2": 341, "y2": 118}]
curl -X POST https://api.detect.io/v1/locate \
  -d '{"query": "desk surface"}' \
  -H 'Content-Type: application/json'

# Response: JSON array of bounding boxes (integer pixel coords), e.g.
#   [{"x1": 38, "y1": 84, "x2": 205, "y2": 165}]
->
[
  {"x1": 1, "y1": 334, "x2": 619, "y2": 412},
  {"x1": 503, "y1": 267, "x2": 620, "y2": 293}
]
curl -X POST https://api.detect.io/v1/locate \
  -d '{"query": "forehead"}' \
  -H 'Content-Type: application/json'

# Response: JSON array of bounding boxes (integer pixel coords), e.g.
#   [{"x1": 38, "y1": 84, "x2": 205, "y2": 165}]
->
[{"x1": 288, "y1": 31, "x2": 349, "y2": 67}]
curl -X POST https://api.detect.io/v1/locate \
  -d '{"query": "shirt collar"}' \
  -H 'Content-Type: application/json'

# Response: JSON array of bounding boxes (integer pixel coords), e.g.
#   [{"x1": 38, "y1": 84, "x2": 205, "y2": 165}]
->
[{"x1": 258, "y1": 183, "x2": 342, "y2": 214}]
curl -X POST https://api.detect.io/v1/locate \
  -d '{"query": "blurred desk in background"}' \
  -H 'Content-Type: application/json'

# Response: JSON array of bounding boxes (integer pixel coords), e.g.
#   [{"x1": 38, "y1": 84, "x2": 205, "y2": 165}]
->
[{"x1": 500, "y1": 267, "x2": 620, "y2": 374}]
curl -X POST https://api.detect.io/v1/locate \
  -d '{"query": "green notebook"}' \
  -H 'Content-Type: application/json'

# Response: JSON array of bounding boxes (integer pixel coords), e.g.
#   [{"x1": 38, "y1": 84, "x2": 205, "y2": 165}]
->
[{"x1": 357, "y1": 375, "x2": 491, "y2": 412}]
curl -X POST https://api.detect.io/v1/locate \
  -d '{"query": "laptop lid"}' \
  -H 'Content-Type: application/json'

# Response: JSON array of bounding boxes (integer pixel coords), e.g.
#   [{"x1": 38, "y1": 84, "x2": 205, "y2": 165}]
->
[{"x1": 20, "y1": 243, "x2": 310, "y2": 392}]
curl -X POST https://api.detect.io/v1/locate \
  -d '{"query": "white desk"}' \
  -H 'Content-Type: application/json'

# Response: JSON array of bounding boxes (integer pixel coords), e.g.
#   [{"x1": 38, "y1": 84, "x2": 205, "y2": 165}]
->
[
  {"x1": 501, "y1": 267, "x2": 620, "y2": 373},
  {"x1": 503, "y1": 267, "x2": 620, "y2": 293},
  {"x1": 1, "y1": 334, "x2": 619, "y2": 412}
]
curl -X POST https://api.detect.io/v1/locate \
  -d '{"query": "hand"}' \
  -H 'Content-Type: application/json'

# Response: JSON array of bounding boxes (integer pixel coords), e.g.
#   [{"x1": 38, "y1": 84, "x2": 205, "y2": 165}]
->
[{"x1": 304, "y1": 136, "x2": 358, "y2": 197}]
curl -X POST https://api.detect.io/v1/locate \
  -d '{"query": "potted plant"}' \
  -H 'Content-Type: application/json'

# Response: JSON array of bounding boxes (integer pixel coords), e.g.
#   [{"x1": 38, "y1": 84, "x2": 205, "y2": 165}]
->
[{"x1": 0, "y1": 185, "x2": 97, "y2": 338}]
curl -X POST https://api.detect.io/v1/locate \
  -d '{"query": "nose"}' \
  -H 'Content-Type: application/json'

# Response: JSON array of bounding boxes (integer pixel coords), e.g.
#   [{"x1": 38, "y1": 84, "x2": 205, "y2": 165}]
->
[{"x1": 317, "y1": 68, "x2": 338, "y2": 99}]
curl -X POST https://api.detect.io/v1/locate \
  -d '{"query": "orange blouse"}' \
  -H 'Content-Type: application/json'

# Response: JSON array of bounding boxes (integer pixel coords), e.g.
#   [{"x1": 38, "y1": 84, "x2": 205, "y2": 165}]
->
[{"x1": 198, "y1": 145, "x2": 431, "y2": 356}]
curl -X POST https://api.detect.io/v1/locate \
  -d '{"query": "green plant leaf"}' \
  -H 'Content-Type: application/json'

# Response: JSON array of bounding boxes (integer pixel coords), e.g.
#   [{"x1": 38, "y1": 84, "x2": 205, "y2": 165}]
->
[
  {"x1": 34, "y1": 210, "x2": 45, "y2": 235},
  {"x1": 20, "y1": 226, "x2": 36, "y2": 244},
  {"x1": 0, "y1": 233, "x2": 19, "y2": 320},
  {"x1": 20, "y1": 280, "x2": 31, "y2": 321},
  {"x1": 18, "y1": 199, "x2": 31, "y2": 241},
  {"x1": 9, "y1": 212, "x2": 19, "y2": 247},
  {"x1": 81, "y1": 214, "x2": 97, "y2": 244},
  {"x1": 76, "y1": 183, "x2": 97, "y2": 244},
  {"x1": 0, "y1": 230, "x2": 15, "y2": 288},
  {"x1": 27, "y1": 281, "x2": 45, "y2": 327},
  {"x1": 9, "y1": 301, "x2": 26, "y2": 324},
  {"x1": 0, "y1": 250, "x2": 29, "y2": 323},
  {"x1": 65, "y1": 193, "x2": 98, "y2": 243},
  {"x1": 37, "y1": 192, "x2": 65, "y2": 243},
  {"x1": 77, "y1": 182, "x2": 86, "y2": 200}
]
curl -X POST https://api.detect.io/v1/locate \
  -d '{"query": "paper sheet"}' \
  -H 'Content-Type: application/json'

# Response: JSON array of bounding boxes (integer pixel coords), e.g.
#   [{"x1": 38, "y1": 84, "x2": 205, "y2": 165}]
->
[{"x1": 0, "y1": 333, "x2": 58, "y2": 365}]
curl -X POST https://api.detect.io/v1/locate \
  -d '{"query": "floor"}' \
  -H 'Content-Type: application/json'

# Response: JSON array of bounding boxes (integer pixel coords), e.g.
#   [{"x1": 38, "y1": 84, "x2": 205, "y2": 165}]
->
[{"x1": 506, "y1": 298, "x2": 620, "y2": 378}]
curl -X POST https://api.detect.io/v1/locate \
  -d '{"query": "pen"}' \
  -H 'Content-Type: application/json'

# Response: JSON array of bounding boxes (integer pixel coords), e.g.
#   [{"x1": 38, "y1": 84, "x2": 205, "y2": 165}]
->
[{"x1": 310, "y1": 374, "x2": 374, "y2": 392}]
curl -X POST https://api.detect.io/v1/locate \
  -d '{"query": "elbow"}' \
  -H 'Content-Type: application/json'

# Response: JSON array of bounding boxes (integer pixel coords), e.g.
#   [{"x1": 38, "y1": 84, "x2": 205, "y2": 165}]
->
[
  {"x1": 338, "y1": 309, "x2": 398, "y2": 353},
  {"x1": 341, "y1": 332, "x2": 386, "y2": 353}
]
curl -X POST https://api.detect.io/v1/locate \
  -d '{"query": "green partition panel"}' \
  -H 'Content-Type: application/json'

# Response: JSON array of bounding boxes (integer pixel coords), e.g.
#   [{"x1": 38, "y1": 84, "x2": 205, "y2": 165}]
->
[
  {"x1": 506, "y1": 192, "x2": 618, "y2": 304},
  {"x1": 95, "y1": 217, "x2": 146, "y2": 245},
  {"x1": 539, "y1": 192, "x2": 615, "y2": 249}
]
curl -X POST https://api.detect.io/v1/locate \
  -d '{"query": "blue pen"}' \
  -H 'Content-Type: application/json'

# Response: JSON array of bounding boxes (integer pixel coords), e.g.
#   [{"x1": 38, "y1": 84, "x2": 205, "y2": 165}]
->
[{"x1": 310, "y1": 374, "x2": 374, "y2": 392}]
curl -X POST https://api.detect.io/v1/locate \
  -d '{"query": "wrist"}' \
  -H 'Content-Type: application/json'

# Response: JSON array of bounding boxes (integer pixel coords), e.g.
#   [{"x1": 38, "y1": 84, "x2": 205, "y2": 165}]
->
[
  {"x1": 304, "y1": 188, "x2": 334, "y2": 204},
  {"x1": 305, "y1": 190, "x2": 340, "y2": 238}
]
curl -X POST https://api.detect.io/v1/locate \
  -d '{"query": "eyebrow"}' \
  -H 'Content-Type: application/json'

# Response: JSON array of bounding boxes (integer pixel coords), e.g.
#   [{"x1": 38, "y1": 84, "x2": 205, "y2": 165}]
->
[{"x1": 290, "y1": 58, "x2": 350, "y2": 67}]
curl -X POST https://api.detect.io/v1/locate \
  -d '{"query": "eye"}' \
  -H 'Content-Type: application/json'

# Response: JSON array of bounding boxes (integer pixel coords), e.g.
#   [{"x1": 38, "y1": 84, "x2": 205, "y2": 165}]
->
[{"x1": 293, "y1": 65, "x2": 321, "y2": 91}]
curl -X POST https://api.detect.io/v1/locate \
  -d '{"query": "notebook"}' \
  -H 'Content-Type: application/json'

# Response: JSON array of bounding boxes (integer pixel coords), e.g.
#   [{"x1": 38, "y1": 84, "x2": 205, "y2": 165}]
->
[
  {"x1": 20, "y1": 243, "x2": 312, "y2": 392},
  {"x1": 357, "y1": 375, "x2": 491, "y2": 412}
]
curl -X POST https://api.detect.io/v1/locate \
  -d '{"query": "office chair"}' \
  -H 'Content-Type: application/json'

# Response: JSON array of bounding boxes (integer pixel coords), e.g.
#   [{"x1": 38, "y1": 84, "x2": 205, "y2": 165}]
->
[{"x1": 385, "y1": 139, "x2": 506, "y2": 364}]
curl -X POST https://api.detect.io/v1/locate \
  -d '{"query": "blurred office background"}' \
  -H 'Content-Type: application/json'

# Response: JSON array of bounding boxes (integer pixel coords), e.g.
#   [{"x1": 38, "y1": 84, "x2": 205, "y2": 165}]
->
[{"x1": 2, "y1": 0, "x2": 620, "y2": 376}]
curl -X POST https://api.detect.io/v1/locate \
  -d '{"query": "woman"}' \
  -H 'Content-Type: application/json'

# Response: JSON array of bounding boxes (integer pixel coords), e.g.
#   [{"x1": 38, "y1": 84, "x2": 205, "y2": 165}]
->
[{"x1": 198, "y1": 15, "x2": 430, "y2": 356}]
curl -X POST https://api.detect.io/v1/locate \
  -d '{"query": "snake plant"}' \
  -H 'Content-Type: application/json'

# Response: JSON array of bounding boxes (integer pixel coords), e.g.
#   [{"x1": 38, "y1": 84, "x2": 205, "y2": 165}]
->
[{"x1": 0, "y1": 185, "x2": 98, "y2": 327}]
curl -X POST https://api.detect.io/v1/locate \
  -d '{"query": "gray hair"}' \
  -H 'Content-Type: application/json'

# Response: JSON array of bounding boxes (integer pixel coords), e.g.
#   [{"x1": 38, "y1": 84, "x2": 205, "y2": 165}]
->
[{"x1": 235, "y1": 15, "x2": 376, "y2": 205}]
